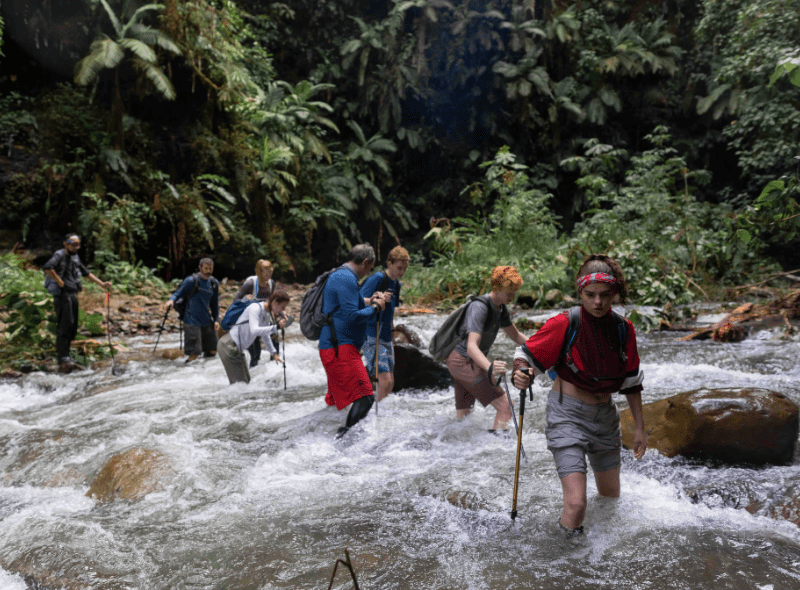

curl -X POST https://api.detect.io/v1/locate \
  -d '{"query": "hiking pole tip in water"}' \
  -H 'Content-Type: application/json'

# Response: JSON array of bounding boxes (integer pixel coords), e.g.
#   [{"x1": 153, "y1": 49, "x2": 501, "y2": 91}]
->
[
  {"x1": 499, "y1": 362, "x2": 526, "y2": 463},
  {"x1": 106, "y1": 291, "x2": 119, "y2": 375},
  {"x1": 282, "y1": 327, "x2": 286, "y2": 390},
  {"x1": 374, "y1": 316, "x2": 380, "y2": 417},
  {"x1": 153, "y1": 306, "x2": 170, "y2": 353},
  {"x1": 511, "y1": 368, "x2": 530, "y2": 522}
]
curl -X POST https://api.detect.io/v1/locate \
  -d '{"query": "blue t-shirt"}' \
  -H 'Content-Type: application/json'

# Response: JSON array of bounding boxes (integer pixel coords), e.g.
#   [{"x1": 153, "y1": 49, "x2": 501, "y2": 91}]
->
[
  {"x1": 171, "y1": 275, "x2": 219, "y2": 327},
  {"x1": 359, "y1": 271, "x2": 400, "y2": 342},
  {"x1": 319, "y1": 265, "x2": 376, "y2": 350}
]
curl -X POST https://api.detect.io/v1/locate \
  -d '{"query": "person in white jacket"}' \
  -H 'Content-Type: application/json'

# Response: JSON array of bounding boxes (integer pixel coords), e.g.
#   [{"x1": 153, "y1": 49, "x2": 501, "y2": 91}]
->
[{"x1": 218, "y1": 289, "x2": 290, "y2": 384}]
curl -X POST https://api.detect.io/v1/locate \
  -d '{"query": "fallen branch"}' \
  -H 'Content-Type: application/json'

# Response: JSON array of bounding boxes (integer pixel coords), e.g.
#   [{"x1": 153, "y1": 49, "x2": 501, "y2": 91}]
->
[{"x1": 732, "y1": 269, "x2": 800, "y2": 291}]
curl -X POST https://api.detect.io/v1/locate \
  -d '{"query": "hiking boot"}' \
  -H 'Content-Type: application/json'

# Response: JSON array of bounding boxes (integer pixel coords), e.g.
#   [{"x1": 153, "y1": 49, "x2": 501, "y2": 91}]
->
[
  {"x1": 185, "y1": 355, "x2": 199, "y2": 364},
  {"x1": 335, "y1": 426, "x2": 349, "y2": 440},
  {"x1": 249, "y1": 359, "x2": 259, "y2": 368}
]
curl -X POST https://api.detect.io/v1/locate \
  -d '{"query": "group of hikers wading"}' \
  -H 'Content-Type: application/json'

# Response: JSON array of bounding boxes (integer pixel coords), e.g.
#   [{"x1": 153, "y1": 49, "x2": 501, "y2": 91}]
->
[{"x1": 43, "y1": 235, "x2": 645, "y2": 535}]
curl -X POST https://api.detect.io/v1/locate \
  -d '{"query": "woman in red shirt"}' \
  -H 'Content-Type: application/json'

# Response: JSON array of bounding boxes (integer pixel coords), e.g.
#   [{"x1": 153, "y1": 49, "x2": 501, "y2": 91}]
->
[{"x1": 512, "y1": 255, "x2": 646, "y2": 535}]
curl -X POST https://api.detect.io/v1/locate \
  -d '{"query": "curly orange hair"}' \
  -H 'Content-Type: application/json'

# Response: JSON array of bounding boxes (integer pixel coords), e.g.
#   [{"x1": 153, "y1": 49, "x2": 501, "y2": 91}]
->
[
  {"x1": 387, "y1": 246, "x2": 410, "y2": 263},
  {"x1": 490, "y1": 266, "x2": 523, "y2": 291}
]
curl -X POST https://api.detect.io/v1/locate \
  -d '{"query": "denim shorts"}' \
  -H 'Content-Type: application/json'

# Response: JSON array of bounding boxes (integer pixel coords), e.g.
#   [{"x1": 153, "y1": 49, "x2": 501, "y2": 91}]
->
[
  {"x1": 362, "y1": 334, "x2": 395, "y2": 375},
  {"x1": 545, "y1": 390, "x2": 621, "y2": 478}
]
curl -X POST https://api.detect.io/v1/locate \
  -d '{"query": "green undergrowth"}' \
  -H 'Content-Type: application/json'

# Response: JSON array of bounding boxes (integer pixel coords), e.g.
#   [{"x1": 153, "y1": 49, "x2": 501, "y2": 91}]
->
[
  {"x1": 0, "y1": 253, "x2": 125, "y2": 372},
  {"x1": 402, "y1": 133, "x2": 788, "y2": 328}
]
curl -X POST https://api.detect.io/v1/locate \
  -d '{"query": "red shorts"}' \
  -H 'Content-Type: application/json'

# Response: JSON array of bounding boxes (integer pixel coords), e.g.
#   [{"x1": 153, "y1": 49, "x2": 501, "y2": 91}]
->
[{"x1": 320, "y1": 344, "x2": 374, "y2": 410}]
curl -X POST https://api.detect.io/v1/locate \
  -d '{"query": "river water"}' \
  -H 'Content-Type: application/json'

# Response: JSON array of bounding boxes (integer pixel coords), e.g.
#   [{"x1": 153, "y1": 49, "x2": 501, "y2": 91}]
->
[{"x1": 1, "y1": 308, "x2": 799, "y2": 589}]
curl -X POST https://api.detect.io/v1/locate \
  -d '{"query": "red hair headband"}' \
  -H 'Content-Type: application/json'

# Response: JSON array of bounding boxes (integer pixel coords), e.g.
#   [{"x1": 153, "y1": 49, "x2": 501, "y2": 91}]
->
[{"x1": 577, "y1": 272, "x2": 617, "y2": 294}]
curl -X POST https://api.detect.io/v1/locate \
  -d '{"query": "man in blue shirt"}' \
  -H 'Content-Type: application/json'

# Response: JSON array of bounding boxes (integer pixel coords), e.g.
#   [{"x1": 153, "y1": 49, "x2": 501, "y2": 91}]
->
[
  {"x1": 164, "y1": 258, "x2": 220, "y2": 363},
  {"x1": 360, "y1": 245, "x2": 410, "y2": 402},
  {"x1": 319, "y1": 244, "x2": 386, "y2": 438},
  {"x1": 42, "y1": 233, "x2": 112, "y2": 366}
]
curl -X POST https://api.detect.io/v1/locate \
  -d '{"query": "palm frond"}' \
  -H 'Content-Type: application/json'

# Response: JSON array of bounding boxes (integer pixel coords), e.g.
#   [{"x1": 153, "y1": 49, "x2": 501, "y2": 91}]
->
[
  {"x1": 129, "y1": 23, "x2": 181, "y2": 55},
  {"x1": 121, "y1": 4, "x2": 166, "y2": 38},
  {"x1": 74, "y1": 37, "x2": 124, "y2": 85},
  {"x1": 132, "y1": 58, "x2": 177, "y2": 100},
  {"x1": 121, "y1": 38, "x2": 157, "y2": 63},
  {"x1": 191, "y1": 209, "x2": 214, "y2": 248},
  {"x1": 99, "y1": 0, "x2": 123, "y2": 36}
]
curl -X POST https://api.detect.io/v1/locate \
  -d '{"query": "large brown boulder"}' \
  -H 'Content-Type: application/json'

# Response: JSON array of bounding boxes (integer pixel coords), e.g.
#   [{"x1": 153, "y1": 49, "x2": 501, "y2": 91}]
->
[
  {"x1": 86, "y1": 447, "x2": 174, "y2": 502},
  {"x1": 621, "y1": 388, "x2": 799, "y2": 465}
]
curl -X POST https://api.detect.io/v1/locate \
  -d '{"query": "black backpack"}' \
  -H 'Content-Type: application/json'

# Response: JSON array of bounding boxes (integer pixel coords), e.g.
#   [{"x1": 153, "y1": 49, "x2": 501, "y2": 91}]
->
[
  {"x1": 547, "y1": 306, "x2": 628, "y2": 379},
  {"x1": 173, "y1": 274, "x2": 218, "y2": 321},
  {"x1": 299, "y1": 268, "x2": 340, "y2": 342}
]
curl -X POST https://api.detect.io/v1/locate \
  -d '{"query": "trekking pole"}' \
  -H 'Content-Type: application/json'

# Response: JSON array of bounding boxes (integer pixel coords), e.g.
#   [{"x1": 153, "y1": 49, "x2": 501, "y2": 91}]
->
[
  {"x1": 374, "y1": 316, "x2": 380, "y2": 417},
  {"x1": 106, "y1": 291, "x2": 118, "y2": 375},
  {"x1": 153, "y1": 307, "x2": 170, "y2": 353},
  {"x1": 499, "y1": 360, "x2": 526, "y2": 463},
  {"x1": 282, "y1": 327, "x2": 286, "y2": 390},
  {"x1": 511, "y1": 370, "x2": 530, "y2": 522}
]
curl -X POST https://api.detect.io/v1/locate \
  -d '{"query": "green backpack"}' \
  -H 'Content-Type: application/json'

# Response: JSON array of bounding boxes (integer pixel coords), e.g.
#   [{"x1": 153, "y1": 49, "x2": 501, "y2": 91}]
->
[{"x1": 428, "y1": 296, "x2": 491, "y2": 362}]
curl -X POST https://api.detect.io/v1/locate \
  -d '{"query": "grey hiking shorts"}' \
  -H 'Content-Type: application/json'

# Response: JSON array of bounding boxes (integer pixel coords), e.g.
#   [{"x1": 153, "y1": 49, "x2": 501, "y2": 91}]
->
[{"x1": 545, "y1": 390, "x2": 621, "y2": 478}]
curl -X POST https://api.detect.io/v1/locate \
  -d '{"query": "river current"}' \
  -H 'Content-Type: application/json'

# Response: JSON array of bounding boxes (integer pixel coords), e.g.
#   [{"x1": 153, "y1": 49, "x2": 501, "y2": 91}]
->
[{"x1": 1, "y1": 307, "x2": 799, "y2": 589}]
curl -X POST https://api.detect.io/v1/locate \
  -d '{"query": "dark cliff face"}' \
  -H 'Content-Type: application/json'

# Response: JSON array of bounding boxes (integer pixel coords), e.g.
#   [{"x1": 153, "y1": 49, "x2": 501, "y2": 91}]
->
[{"x1": 1, "y1": 0, "x2": 93, "y2": 80}]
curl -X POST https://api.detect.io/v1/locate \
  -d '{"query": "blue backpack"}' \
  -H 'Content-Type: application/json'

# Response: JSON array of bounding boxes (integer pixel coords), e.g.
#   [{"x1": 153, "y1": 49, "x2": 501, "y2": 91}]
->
[{"x1": 220, "y1": 300, "x2": 254, "y2": 331}]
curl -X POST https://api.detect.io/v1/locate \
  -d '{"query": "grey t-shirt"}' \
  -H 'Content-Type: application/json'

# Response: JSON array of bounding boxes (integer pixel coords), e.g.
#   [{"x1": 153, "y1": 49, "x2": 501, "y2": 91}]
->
[{"x1": 453, "y1": 295, "x2": 512, "y2": 358}]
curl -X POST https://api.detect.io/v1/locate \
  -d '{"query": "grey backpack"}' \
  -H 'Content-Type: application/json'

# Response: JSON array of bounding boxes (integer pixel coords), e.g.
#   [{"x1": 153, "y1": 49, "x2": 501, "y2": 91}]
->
[{"x1": 428, "y1": 296, "x2": 491, "y2": 362}]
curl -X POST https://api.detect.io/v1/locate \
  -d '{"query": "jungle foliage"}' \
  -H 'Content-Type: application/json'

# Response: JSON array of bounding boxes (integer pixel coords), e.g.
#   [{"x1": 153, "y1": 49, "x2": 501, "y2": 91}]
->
[
  {"x1": 0, "y1": 253, "x2": 120, "y2": 369},
  {"x1": 1, "y1": 0, "x2": 800, "y2": 310}
]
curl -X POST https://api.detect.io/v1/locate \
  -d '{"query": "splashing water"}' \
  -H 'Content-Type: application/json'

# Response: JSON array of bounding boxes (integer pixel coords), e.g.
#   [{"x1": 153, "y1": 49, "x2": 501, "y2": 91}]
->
[{"x1": 1, "y1": 310, "x2": 799, "y2": 589}]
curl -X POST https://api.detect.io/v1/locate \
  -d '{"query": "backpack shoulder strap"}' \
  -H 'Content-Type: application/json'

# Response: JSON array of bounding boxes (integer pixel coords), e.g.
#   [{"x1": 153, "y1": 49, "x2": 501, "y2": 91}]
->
[
  {"x1": 468, "y1": 294, "x2": 494, "y2": 330},
  {"x1": 378, "y1": 272, "x2": 389, "y2": 293},
  {"x1": 560, "y1": 306, "x2": 582, "y2": 369},
  {"x1": 188, "y1": 273, "x2": 200, "y2": 298},
  {"x1": 611, "y1": 310, "x2": 628, "y2": 363}
]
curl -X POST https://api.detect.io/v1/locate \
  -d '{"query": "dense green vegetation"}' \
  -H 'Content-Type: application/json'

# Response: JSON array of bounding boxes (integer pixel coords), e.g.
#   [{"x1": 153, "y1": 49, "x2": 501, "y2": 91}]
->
[{"x1": 1, "y1": 0, "x2": 799, "y2": 308}]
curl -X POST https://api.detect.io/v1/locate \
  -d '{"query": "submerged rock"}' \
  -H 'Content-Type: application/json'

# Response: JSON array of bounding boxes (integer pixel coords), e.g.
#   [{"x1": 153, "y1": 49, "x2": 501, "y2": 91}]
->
[
  {"x1": 445, "y1": 490, "x2": 487, "y2": 510},
  {"x1": 86, "y1": 447, "x2": 175, "y2": 502},
  {"x1": 686, "y1": 475, "x2": 800, "y2": 528},
  {"x1": 621, "y1": 388, "x2": 798, "y2": 465}
]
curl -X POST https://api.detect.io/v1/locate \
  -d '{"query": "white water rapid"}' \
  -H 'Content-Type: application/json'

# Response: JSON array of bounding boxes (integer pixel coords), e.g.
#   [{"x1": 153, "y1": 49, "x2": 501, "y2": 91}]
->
[{"x1": 1, "y1": 307, "x2": 799, "y2": 589}]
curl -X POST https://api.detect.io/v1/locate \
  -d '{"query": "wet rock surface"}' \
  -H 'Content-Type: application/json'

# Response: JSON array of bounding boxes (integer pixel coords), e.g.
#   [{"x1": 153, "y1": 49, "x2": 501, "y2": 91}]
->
[
  {"x1": 621, "y1": 387, "x2": 799, "y2": 465},
  {"x1": 685, "y1": 474, "x2": 800, "y2": 528},
  {"x1": 86, "y1": 447, "x2": 175, "y2": 503}
]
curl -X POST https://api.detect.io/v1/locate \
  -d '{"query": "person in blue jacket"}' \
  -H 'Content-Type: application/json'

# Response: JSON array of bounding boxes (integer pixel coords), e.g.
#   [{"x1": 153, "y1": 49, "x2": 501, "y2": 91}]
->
[
  {"x1": 164, "y1": 258, "x2": 220, "y2": 363},
  {"x1": 360, "y1": 245, "x2": 410, "y2": 402},
  {"x1": 319, "y1": 244, "x2": 386, "y2": 438}
]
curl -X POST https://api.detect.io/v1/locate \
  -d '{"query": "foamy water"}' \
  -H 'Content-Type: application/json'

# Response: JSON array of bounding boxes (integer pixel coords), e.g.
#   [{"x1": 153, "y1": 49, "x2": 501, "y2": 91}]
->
[{"x1": 1, "y1": 309, "x2": 799, "y2": 588}]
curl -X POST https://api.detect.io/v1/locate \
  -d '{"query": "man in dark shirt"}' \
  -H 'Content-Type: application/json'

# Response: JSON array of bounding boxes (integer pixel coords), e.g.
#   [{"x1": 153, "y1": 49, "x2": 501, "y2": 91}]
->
[
  {"x1": 42, "y1": 234, "x2": 112, "y2": 365},
  {"x1": 164, "y1": 258, "x2": 220, "y2": 363}
]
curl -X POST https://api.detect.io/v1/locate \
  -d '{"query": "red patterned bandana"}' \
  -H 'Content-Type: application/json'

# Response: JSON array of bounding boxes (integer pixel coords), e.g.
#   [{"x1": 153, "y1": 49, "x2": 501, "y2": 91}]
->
[{"x1": 577, "y1": 272, "x2": 617, "y2": 294}]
